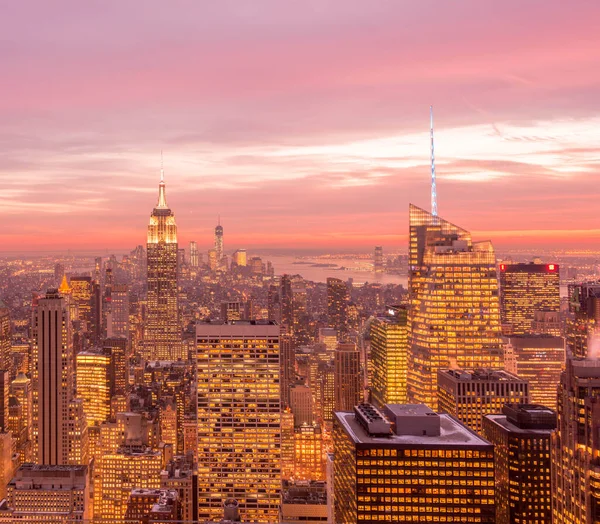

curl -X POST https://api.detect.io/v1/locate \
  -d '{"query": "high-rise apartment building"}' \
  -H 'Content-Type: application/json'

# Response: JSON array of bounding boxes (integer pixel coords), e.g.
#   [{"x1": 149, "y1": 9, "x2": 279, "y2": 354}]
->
[
  {"x1": 438, "y1": 368, "x2": 529, "y2": 433},
  {"x1": 32, "y1": 289, "x2": 88, "y2": 465},
  {"x1": 334, "y1": 342, "x2": 362, "y2": 412},
  {"x1": 327, "y1": 278, "x2": 349, "y2": 339},
  {"x1": 334, "y1": 403, "x2": 496, "y2": 523},
  {"x1": 499, "y1": 262, "x2": 560, "y2": 335},
  {"x1": 145, "y1": 172, "x2": 181, "y2": 361},
  {"x1": 552, "y1": 358, "x2": 600, "y2": 524},
  {"x1": 503, "y1": 334, "x2": 565, "y2": 410},
  {"x1": 196, "y1": 321, "x2": 281, "y2": 523},
  {"x1": 370, "y1": 306, "x2": 409, "y2": 407},
  {"x1": 189, "y1": 240, "x2": 199, "y2": 267},
  {"x1": 0, "y1": 464, "x2": 90, "y2": 521},
  {"x1": 407, "y1": 204, "x2": 502, "y2": 409},
  {"x1": 76, "y1": 349, "x2": 111, "y2": 426},
  {"x1": 483, "y1": 404, "x2": 555, "y2": 524}
]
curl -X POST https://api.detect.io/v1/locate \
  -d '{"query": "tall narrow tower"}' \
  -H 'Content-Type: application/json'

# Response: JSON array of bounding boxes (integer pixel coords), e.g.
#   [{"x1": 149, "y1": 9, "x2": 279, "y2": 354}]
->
[
  {"x1": 430, "y1": 105, "x2": 437, "y2": 217},
  {"x1": 145, "y1": 168, "x2": 181, "y2": 361},
  {"x1": 215, "y1": 217, "x2": 224, "y2": 263}
]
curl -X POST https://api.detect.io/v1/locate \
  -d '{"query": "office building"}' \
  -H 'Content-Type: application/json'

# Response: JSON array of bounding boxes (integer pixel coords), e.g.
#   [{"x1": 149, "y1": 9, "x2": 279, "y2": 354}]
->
[
  {"x1": 104, "y1": 336, "x2": 128, "y2": 396},
  {"x1": 327, "y1": 278, "x2": 349, "y2": 339},
  {"x1": 76, "y1": 349, "x2": 111, "y2": 426},
  {"x1": 108, "y1": 283, "x2": 129, "y2": 339},
  {"x1": 407, "y1": 204, "x2": 502, "y2": 410},
  {"x1": 438, "y1": 368, "x2": 529, "y2": 433},
  {"x1": 281, "y1": 481, "x2": 328, "y2": 524},
  {"x1": 32, "y1": 289, "x2": 88, "y2": 465},
  {"x1": 0, "y1": 464, "x2": 90, "y2": 521},
  {"x1": 0, "y1": 303, "x2": 10, "y2": 376},
  {"x1": 552, "y1": 358, "x2": 600, "y2": 524},
  {"x1": 125, "y1": 488, "x2": 180, "y2": 523},
  {"x1": 499, "y1": 262, "x2": 560, "y2": 335},
  {"x1": 318, "y1": 328, "x2": 337, "y2": 354},
  {"x1": 280, "y1": 334, "x2": 295, "y2": 409},
  {"x1": 334, "y1": 403, "x2": 496, "y2": 523},
  {"x1": 370, "y1": 306, "x2": 409, "y2": 407},
  {"x1": 483, "y1": 404, "x2": 555, "y2": 524},
  {"x1": 373, "y1": 246, "x2": 384, "y2": 273},
  {"x1": 294, "y1": 424, "x2": 324, "y2": 481},
  {"x1": 145, "y1": 171, "x2": 182, "y2": 361},
  {"x1": 334, "y1": 343, "x2": 362, "y2": 412},
  {"x1": 161, "y1": 455, "x2": 195, "y2": 524},
  {"x1": 566, "y1": 282, "x2": 600, "y2": 358},
  {"x1": 220, "y1": 301, "x2": 251, "y2": 322},
  {"x1": 232, "y1": 249, "x2": 247, "y2": 267},
  {"x1": 290, "y1": 384, "x2": 315, "y2": 427},
  {"x1": 189, "y1": 240, "x2": 199, "y2": 268},
  {"x1": 196, "y1": 321, "x2": 281, "y2": 522},
  {"x1": 215, "y1": 219, "x2": 224, "y2": 263},
  {"x1": 503, "y1": 335, "x2": 565, "y2": 411}
]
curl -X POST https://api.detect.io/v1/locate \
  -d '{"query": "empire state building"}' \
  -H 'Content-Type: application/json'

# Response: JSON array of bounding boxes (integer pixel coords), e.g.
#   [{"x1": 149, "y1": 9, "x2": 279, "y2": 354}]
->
[{"x1": 145, "y1": 170, "x2": 182, "y2": 361}]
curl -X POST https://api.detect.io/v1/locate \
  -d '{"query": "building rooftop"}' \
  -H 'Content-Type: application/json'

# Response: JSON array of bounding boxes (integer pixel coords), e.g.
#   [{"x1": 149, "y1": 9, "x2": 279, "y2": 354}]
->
[
  {"x1": 485, "y1": 413, "x2": 556, "y2": 435},
  {"x1": 440, "y1": 368, "x2": 524, "y2": 382},
  {"x1": 336, "y1": 405, "x2": 491, "y2": 448}
]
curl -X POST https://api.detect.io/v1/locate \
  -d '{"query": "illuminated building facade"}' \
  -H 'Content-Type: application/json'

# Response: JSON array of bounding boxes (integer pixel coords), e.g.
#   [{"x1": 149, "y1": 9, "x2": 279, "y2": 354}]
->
[
  {"x1": 552, "y1": 358, "x2": 600, "y2": 524},
  {"x1": 334, "y1": 403, "x2": 496, "y2": 523},
  {"x1": 221, "y1": 300, "x2": 251, "y2": 321},
  {"x1": 189, "y1": 240, "x2": 199, "y2": 267},
  {"x1": 125, "y1": 488, "x2": 180, "y2": 523},
  {"x1": 290, "y1": 384, "x2": 315, "y2": 427},
  {"x1": 109, "y1": 283, "x2": 129, "y2": 339},
  {"x1": 327, "y1": 278, "x2": 349, "y2": 339},
  {"x1": 437, "y1": 368, "x2": 529, "y2": 433},
  {"x1": 76, "y1": 349, "x2": 111, "y2": 426},
  {"x1": 0, "y1": 302, "x2": 10, "y2": 376},
  {"x1": 483, "y1": 404, "x2": 555, "y2": 524},
  {"x1": 334, "y1": 342, "x2": 362, "y2": 411},
  {"x1": 9, "y1": 373, "x2": 32, "y2": 464},
  {"x1": 294, "y1": 424, "x2": 324, "y2": 481},
  {"x1": 215, "y1": 220, "x2": 224, "y2": 263},
  {"x1": 566, "y1": 282, "x2": 600, "y2": 358},
  {"x1": 280, "y1": 334, "x2": 295, "y2": 409},
  {"x1": 1, "y1": 464, "x2": 90, "y2": 521},
  {"x1": 499, "y1": 262, "x2": 560, "y2": 335},
  {"x1": 104, "y1": 336, "x2": 128, "y2": 396},
  {"x1": 145, "y1": 172, "x2": 182, "y2": 361},
  {"x1": 407, "y1": 204, "x2": 502, "y2": 410},
  {"x1": 161, "y1": 455, "x2": 195, "y2": 523},
  {"x1": 370, "y1": 306, "x2": 409, "y2": 407},
  {"x1": 96, "y1": 445, "x2": 162, "y2": 521},
  {"x1": 232, "y1": 249, "x2": 247, "y2": 267},
  {"x1": 503, "y1": 335, "x2": 565, "y2": 411},
  {"x1": 196, "y1": 321, "x2": 281, "y2": 523}
]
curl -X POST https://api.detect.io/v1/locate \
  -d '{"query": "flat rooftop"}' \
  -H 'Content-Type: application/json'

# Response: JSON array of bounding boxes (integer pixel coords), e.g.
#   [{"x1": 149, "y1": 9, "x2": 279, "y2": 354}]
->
[
  {"x1": 440, "y1": 368, "x2": 524, "y2": 382},
  {"x1": 336, "y1": 411, "x2": 491, "y2": 448},
  {"x1": 485, "y1": 414, "x2": 555, "y2": 435},
  {"x1": 196, "y1": 320, "x2": 280, "y2": 337}
]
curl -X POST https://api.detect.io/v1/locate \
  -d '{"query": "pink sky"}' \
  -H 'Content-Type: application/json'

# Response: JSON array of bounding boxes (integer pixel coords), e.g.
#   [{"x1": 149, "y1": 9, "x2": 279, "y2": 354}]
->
[{"x1": 2, "y1": 1, "x2": 600, "y2": 253}]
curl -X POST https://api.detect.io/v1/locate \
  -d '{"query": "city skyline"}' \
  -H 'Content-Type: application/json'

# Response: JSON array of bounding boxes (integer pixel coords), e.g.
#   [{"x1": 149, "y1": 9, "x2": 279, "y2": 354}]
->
[{"x1": 2, "y1": 2, "x2": 600, "y2": 252}]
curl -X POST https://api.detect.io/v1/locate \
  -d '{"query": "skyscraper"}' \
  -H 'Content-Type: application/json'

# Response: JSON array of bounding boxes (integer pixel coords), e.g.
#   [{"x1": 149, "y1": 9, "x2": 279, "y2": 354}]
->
[
  {"x1": 407, "y1": 204, "x2": 502, "y2": 409},
  {"x1": 327, "y1": 278, "x2": 349, "y2": 340},
  {"x1": 76, "y1": 349, "x2": 111, "y2": 426},
  {"x1": 437, "y1": 368, "x2": 529, "y2": 433},
  {"x1": 566, "y1": 282, "x2": 600, "y2": 358},
  {"x1": 0, "y1": 302, "x2": 11, "y2": 376},
  {"x1": 145, "y1": 170, "x2": 181, "y2": 361},
  {"x1": 370, "y1": 306, "x2": 409, "y2": 407},
  {"x1": 108, "y1": 283, "x2": 129, "y2": 339},
  {"x1": 334, "y1": 342, "x2": 362, "y2": 411},
  {"x1": 373, "y1": 246, "x2": 384, "y2": 273},
  {"x1": 189, "y1": 241, "x2": 199, "y2": 267},
  {"x1": 552, "y1": 358, "x2": 600, "y2": 524},
  {"x1": 499, "y1": 262, "x2": 560, "y2": 335},
  {"x1": 196, "y1": 321, "x2": 281, "y2": 522},
  {"x1": 334, "y1": 403, "x2": 496, "y2": 523},
  {"x1": 214, "y1": 218, "x2": 224, "y2": 263},
  {"x1": 483, "y1": 404, "x2": 556, "y2": 524},
  {"x1": 503, "y1": 334, "x2": 565, "y2": 410},
  {"x1": 32, "y1": 289, "x2": 87, "y2": 465}
]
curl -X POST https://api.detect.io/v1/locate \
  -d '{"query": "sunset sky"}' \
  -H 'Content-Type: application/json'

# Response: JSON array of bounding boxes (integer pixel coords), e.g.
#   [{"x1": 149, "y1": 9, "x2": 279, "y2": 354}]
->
[{"x1": 2, "y1": 1, "x2": 600, "y2": 253}]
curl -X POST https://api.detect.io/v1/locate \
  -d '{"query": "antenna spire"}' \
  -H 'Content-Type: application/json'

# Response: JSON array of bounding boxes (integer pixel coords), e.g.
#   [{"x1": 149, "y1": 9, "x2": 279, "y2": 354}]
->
[
  {"x1": 430, "y1": 105, "x2": 438, "y2": 217},
  {"x1": 160, "y1": 150, "x2": 164, "y2": 183}
]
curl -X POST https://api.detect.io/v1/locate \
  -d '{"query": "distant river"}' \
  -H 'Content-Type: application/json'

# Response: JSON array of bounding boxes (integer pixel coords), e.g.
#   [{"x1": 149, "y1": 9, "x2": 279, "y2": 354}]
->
[{"x1": 263, "y1": 255, "x2": 408, "y2": 287}]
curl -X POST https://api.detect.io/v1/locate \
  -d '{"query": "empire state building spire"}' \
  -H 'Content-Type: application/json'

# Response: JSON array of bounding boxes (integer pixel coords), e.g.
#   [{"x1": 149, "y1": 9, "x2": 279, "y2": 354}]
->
[{"x1": 157, "y1": 154, "x2": 168, "y2": 209}]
